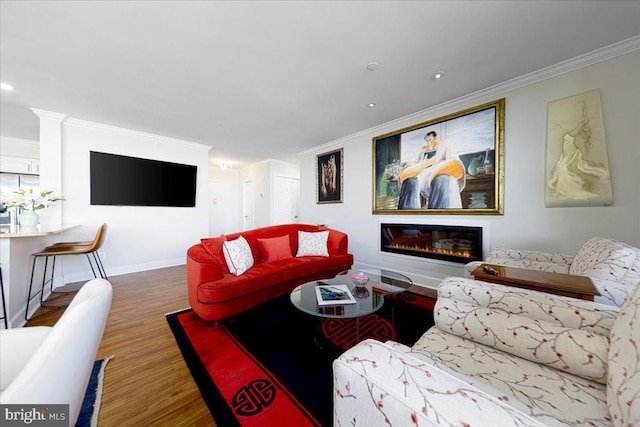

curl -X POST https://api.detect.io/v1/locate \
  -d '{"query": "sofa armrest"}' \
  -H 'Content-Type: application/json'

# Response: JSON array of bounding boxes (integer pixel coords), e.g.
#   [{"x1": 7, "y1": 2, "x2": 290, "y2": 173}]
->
[
  {"x1": 464, "y1": 261, "x2": 483, "y2": 278},
  {"x1": 434, "y1": 296, "x2": 610, "y2": 383},
  {"x1": 0, "y1": 327, "x2": 51, "y2": 391},
  {"x1": 186, "y1": 244, "x2": 225, "y2": 285},
  {"x1": 438, "y1": 277, "x2": 617, "y2": 335},
  {"x1": 333, "y1": 339, "x2": 546, "y2": 427},
  {"x1": 590, "y1": 277, "x2": 636, "y2": 307},
  {"x1": 327, "y1": 228, "x2": 349, "y2": 256}
]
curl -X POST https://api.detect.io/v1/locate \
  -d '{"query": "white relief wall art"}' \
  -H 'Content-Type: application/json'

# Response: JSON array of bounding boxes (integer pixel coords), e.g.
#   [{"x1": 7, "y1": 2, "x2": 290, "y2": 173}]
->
[{"x1": 545, "y1": 89, "x2": 613, "y2": 207}]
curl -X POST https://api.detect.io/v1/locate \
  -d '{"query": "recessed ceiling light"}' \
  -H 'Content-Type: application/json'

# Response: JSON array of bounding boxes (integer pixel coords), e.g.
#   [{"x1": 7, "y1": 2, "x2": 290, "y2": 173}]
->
[
  {"x1": 431, "y1": 72, "x2": 444, "y2": 80},
  {"x1": 366, "y1": 62, "x2": 379, "y2": 71},
  {"x1": 0, "y1": 82, "x2": 14, "y2": 91},
  {"x1": 367, "y1": 103, "x2": 376, "y2": 108}
]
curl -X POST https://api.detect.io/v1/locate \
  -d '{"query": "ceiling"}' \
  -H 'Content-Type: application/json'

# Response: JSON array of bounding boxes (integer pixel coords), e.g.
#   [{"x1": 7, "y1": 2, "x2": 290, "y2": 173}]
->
[{"x1": 1, "y1": 1, "x2": 640, "y2": 167}]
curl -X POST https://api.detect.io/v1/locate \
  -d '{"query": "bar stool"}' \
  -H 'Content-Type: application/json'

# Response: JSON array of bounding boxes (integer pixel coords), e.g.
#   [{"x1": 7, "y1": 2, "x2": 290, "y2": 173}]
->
[
  {"x1": 1, "y1": 266, "x2": 8, "y2": 328},
  {"x1": 25, "y1": 224, "x2": 108, "y2": 320}
]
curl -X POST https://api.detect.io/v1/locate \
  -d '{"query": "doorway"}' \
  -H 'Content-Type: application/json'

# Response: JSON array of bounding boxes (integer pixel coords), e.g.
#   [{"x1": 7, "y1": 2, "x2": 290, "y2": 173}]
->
[{"x1": 273, "y1": 176, "x2": 299, "y2": 224}]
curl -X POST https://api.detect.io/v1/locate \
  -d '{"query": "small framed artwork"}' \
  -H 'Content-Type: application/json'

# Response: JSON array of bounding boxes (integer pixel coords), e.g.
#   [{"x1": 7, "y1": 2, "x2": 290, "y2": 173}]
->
[
  {"x1": 317, "y1": 148, "x2": 343, "y2": 204},
  {"x1": 372, "y1": 99, "x2": 505, "y2": 215},
  {"x1": 545, "y1": 89, "x2": 612, "y2": 207}
]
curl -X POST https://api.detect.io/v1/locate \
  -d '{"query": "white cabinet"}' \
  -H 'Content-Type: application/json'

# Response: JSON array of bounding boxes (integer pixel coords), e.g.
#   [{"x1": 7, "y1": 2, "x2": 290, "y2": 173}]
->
[{"x1": 0, "y1": 156, "x2": 40, "y2": 175}]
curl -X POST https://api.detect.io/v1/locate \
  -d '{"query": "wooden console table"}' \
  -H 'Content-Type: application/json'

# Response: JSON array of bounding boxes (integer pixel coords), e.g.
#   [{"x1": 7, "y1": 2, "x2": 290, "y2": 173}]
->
[{"x1": 471, "y1": 263, "x2": 600, "y2": 301}]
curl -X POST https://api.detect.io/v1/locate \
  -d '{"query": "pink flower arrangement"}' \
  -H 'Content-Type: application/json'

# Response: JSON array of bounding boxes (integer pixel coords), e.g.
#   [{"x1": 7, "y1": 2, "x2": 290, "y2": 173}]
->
[{"x1": 352, "y1": 272, "x2": 369, "y2": 287}]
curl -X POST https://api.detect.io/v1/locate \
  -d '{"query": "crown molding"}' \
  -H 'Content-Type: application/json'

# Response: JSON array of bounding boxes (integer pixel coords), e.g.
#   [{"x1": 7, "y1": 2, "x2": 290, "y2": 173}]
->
[
  {"x1": 299, "y1": 35, "x2": 640, "y2": 156},
  {"x1": 30, "y1": 108, "x2": 67, "y2": 122}
]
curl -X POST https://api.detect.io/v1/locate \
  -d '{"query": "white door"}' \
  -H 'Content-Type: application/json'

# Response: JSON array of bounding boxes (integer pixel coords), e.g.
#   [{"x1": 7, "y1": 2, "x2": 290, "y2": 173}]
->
[
  {"x1": 274, "y1": 176, "x2": 300, "y2": 224},
  {"x1": 242, "y1": 180, "x2": 254, "y2": 230},
  {"x1": 209, "y1": 180, "x2": 232, "y2": 236}
]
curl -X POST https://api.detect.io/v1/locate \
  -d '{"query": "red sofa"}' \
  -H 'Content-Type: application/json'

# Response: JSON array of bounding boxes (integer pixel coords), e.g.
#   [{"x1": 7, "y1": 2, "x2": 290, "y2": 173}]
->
[{"x1": 187, "y1": 224, "x2": 354, "y2": 321}]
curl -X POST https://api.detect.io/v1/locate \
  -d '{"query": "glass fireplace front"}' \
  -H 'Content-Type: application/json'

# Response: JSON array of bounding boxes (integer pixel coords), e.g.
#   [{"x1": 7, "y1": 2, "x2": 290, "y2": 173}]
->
[{"x1": 381, "y1": 223, "x2": 482, "y2": 264}]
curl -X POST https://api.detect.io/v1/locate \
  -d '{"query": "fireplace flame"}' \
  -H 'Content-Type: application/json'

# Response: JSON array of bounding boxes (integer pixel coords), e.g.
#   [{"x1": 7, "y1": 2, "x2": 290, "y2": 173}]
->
[{"x1": 385, "y1": 242, "x2": 472, "y2": 258}]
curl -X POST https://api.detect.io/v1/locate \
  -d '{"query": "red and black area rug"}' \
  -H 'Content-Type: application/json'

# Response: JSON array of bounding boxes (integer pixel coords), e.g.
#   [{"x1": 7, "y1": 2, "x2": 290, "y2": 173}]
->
[{"x1": 166, "y1": 291, "x2": 435, "y2": 427}]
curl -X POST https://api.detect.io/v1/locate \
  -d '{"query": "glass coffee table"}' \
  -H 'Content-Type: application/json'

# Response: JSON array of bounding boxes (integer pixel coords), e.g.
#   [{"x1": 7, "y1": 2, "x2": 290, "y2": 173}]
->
[{"x1": 290, "y1": 269, "x2": 413, "y2": 346}]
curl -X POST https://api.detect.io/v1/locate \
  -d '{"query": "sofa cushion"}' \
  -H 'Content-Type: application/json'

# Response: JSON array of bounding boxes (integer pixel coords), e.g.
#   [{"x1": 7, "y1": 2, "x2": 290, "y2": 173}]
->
[
  {"x1": 607, "y1": 284, "x2": 640, "y2": 427},
  {"x1": 201, "y1": 235, "x2": 229, "y2": 274},
  {"x1": 408, "y1": 328, "x2": 609, "y2": 426},
  {"x1": 569, "y1": 237, "x2": 637, "y2": 282},
  {"x1": 257, "y1": 235, "x2": 292, "y2": 263},
  {"x1": 222, "y1": 236, "x2": 254, "y2": 276},
  {"x1": 296, "y1": 230, "x2": 329, "y2": 257}
]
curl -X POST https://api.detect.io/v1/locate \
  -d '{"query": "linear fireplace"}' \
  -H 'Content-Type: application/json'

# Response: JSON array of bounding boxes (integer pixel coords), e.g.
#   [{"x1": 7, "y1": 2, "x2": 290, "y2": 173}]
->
[{"x1": 381, "y1": 223, "x2": 483, "y2": 264}]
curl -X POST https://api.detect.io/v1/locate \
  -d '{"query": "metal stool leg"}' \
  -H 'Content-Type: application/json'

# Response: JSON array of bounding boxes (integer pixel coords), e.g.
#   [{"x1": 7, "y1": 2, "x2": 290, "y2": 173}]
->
[
  {"x1": 84, "y1": 253, "x2": 98, "y2": 278},
  {"x1": 25, "y1": 254, "x2": 44, "y2": 321},
  {"x1": 89, "y1": 252, "x2": 108, "y2": 279},
  {"x1": 0, "y1": 267, "x2": 8, "y2": 329},
  {"x1": 25, "y1": 254, "x2": 75, "y2": 321}
]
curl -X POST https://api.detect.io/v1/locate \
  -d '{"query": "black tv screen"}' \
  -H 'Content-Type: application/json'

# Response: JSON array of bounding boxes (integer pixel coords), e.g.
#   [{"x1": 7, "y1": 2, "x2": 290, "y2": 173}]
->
[{"x1": 90, "y1": 151, "x2": 197, "y2": 207}]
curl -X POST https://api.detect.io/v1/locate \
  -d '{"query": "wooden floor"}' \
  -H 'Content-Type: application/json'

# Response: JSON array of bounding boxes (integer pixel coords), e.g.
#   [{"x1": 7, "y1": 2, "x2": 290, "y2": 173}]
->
[{"x1": 26, "y1": 265, "x2": 215, "y2": 426}]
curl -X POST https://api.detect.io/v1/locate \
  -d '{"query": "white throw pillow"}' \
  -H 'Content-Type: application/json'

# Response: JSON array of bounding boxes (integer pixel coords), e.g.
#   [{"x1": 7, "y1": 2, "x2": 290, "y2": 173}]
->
[
  {"x1": 222, "y1": 236, "x2": 254, "y2": 276},
  {"x1": 296, "y1": 230, "x2": 329, "y2": 257}
]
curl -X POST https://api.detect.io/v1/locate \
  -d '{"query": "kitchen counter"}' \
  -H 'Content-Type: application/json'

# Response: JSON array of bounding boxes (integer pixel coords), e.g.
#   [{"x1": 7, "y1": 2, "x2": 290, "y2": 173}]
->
[
  {"x1": 0, "y1": 223, "x2": 80, "y2": 238},
  {"x1": 0, "y1": 223, "x2": 80, "y2": 328}
]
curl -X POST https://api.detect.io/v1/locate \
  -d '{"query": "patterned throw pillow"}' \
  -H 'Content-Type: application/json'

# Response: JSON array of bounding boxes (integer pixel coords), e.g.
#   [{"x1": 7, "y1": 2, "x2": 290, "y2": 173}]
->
[
  {"x1": 296, "y1": 230, "x2": 329, "y2": 257},
  {"x1": 222, "y1": 236, "x2": 254, "y2": 276},
  {"x1": 607, "y1": 283, "x2": 640, "y2": 427}
]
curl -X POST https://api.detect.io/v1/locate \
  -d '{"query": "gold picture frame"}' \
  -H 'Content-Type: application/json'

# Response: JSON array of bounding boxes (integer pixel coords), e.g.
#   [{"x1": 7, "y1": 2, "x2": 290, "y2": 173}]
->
[
  {"x1": 317, "y1": 148, "x2": 343, "y2": 204},
  {"x1": 372, "y1": 99, "x2": 504, "y2": 215}
]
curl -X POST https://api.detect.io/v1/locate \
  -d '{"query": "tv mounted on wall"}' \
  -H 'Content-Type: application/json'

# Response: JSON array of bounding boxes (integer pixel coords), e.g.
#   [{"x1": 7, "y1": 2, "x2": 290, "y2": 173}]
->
[{"x1": 90, "y1": 151, "x2": 197, "y2": 207}]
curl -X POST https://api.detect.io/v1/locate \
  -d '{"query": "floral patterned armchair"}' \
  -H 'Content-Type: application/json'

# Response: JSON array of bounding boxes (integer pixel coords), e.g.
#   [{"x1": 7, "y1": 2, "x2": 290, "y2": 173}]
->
[
  {"x1": 333, "y1": 276, "x2": 640, "y2": 426},
  {"x1": 465, "y1": 237, "x2": 640, "y2": 307}
]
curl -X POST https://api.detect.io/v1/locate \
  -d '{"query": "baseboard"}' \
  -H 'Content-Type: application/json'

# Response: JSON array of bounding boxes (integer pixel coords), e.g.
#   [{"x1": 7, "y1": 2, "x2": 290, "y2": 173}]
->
[{"x1": 57, "y1": 257, "x2": 186, "y2": 285}]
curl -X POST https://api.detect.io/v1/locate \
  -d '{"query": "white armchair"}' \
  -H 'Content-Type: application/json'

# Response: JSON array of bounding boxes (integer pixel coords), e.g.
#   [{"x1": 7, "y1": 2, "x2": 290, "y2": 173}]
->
[
  {"x1": 465, "y1": 237, "x2": 640, "y2": 307},
  {"x1": 0, "y1": 278, "x2": 113, "y2": 426},
  {"x1": 334, "y1": 276, "x2": 640, "y2": 426}
]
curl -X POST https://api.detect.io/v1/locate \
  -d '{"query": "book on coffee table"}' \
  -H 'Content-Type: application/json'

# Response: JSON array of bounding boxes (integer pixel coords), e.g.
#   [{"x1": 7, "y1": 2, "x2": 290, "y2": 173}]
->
[{"x1": 315, "y1": 284, "x2": 356, "y2": 305}]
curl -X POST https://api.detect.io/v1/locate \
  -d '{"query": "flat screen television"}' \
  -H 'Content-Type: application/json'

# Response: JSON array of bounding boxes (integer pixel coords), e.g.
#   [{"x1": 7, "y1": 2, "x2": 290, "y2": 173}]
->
[{"x1": 90, "y1": 151, "x2": 197, "y2": 207}]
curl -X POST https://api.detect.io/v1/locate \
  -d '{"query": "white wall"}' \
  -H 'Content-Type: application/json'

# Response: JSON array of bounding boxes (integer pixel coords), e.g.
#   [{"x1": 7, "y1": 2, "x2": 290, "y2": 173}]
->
[
  {"x1": 298, "y1": 50, "x2": 640, "y2": 289},
  {"x1": 56, "y1": 118, "x2": 210, "y2": 283}
]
